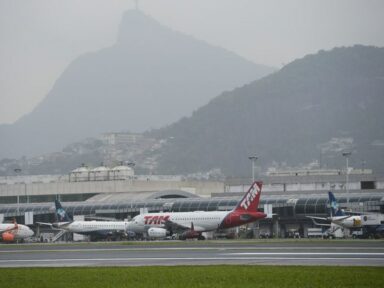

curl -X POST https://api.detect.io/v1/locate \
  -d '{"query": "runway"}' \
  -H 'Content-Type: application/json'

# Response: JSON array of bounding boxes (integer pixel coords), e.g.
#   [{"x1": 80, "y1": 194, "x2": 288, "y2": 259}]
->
[{"x1": 0, "y1": 240, "x2": 383, "y2": 267}]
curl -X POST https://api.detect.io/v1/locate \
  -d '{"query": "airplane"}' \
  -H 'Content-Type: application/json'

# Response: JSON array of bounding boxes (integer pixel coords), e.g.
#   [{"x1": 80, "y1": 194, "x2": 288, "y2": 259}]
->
[
  {"x1": 38, "y1": 200, "x2": 134, "y2": 241},
  {"x1": 127, "y1": 181, "x2": 266, "y2": 240},
  {"x1": 307, "y1": 191, "x2": 363, "y2": 229},
  {"x1": 0, "y1": 219, "x2": 34, "y2": 243}
]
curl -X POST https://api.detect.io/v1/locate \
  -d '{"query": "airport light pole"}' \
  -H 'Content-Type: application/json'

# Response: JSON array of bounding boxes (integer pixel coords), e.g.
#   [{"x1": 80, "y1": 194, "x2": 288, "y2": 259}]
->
[
  {"x1": 14, "y1": 168, "x2": 22, "y2": 216},
  {"x1": 342, "y1": 151, "x2": 352, "y2": 203},
  {"x1": 248, "y1": 156, "x2": 258, "y2": 182}
]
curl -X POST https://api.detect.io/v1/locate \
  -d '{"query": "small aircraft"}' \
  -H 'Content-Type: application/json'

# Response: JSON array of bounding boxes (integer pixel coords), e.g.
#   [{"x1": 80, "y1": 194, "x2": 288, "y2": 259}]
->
[
  {"x1": 0, "y1": 219, "x2": 34, "y2": 243},
  {"x1": 307, "y1": 191, "x2": 363, "y2": 229},
  {"x1": 38, "y1": 200, "x2": 134, "y2": 241},
  {"x1": 127, "y1": 181, "x2": 266, "y2": 240}
]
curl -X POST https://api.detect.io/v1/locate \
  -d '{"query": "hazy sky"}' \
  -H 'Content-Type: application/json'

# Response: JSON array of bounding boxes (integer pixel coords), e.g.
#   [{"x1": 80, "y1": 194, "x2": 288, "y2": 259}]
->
[{"x1": 1, "y1": 0, "x2": 383, "y2": 124}]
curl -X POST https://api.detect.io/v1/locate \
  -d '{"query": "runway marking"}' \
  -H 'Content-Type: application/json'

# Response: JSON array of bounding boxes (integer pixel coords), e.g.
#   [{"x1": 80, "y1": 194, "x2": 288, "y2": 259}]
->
[
  {"x1": 228, "y1": 252, "x2": 384, "y2": 256},
  {"x1": 1, "y1": 255, "x2": 383, "y2": 267},
  {"x1": 2, "y1": 246, "x2": 384, "y2": 253},
  {"x1": 1, "y1": 257, "x2": 384, "y2": 263}
]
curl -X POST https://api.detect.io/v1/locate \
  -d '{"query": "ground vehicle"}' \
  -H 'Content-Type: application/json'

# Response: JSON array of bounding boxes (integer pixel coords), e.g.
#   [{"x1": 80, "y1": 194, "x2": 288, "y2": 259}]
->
[
  {"x1": 352, "y1": 229, "x2": 364, "y2": 239},
  {"x1": 307, "y1": 228, "x2": 323, "y2": 238},
  {"x1": 352, "y1": 225, "x2": 384, "y2": 239}
]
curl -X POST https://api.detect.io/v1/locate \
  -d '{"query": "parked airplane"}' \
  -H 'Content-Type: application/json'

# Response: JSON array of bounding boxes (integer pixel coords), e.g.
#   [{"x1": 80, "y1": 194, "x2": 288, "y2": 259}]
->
[
  {"x1": 38, "y1": 200, "x2": 134, "y2": 241},
  {"x1": 0, "y1": 219, "x2": 34, "y2": 242},
  {"x1": 127, "y1": 181, "x2": 266, "y2": 240},
  {"x1": 307, "y1": 191, "x2": 363, "y2": 229}
]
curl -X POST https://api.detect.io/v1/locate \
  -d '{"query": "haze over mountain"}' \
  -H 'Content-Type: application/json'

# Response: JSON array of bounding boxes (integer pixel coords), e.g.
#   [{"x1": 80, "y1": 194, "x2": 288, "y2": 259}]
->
[
  {"x1": 152, "y1": 45, "x2": 384, "y2": 176},
  {"x1": 0, "y1": 10, "x2": 273, "y2": 159}
]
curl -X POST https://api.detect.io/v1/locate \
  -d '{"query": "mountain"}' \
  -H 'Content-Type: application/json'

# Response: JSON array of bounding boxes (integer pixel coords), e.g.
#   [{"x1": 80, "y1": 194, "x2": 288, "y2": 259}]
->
[
  {"x1": 151, "y1": 45, "x2": 384, "y2": 176},
  {"x1": 0, "y1": 10, "x2": 273, "y2": 159}
]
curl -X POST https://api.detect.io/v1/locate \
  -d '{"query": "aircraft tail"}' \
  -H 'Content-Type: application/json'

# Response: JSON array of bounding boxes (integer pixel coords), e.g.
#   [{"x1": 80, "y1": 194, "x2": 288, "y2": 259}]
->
[
  {"x1": 328, "y1": 191, "x2": 345, "y2": 217},
  {"x1": 55, "y1": 200, "x2": 72, "y2": 222},
  {"x1": 234, "y1": 181, "x2": 262, "y2": 212}
]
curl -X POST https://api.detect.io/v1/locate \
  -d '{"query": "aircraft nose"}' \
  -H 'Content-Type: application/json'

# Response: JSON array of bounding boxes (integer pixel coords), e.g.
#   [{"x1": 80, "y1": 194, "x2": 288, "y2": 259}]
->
[{"x1": 28, "y1": 228, "x2": 34, "y2": 236}]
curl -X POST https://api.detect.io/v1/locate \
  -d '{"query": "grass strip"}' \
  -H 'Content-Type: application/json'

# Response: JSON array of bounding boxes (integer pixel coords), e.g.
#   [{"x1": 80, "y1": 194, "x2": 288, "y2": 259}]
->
[{"x1": 0, "y1": 265, "x2": 383, "y2": 288}]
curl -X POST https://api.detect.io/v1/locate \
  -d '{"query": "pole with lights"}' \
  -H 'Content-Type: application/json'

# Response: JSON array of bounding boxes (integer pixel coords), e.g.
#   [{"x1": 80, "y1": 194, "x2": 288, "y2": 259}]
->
[
  {"x1": 342, "y1": 151, "x2": 352, "y2": 203},
  {"x1": 248, "y1": 156, "x2": 258, "y2": 182}
]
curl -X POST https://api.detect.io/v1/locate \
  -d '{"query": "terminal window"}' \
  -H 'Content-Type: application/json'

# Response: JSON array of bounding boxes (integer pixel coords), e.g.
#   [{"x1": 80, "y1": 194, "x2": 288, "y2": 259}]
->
[{"x1": 360, "y1": 181, "x2": 376, "y2": 190}]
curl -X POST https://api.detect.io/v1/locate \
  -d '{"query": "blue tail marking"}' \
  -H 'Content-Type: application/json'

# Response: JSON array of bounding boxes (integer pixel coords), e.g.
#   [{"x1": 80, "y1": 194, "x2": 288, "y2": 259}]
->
[
  {"x1": 55, "y1": 200, "x2": 72, "y2": 222},
  {"x1": 328, "y1": 192, "x2": 345, "y2": 217}
]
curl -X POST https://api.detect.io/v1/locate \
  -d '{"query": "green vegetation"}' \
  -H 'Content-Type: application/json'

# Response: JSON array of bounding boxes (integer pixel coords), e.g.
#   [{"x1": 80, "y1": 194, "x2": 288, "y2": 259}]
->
[
  {"x1": 1, "y1": 266, "x2": 383, "y2": 288},
  {"x1": 153, "y1": 45, "x2": 384, "y2": 176}
]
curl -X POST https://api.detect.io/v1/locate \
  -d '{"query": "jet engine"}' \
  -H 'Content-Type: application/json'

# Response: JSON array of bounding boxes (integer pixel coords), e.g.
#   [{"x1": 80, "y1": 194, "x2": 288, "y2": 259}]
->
[
  {"x1": 147, "y1": 227, "x2": 167, "y2": 238},
  {"x1": 1, "y1": 232, "x2": 15, "y2": 242}
]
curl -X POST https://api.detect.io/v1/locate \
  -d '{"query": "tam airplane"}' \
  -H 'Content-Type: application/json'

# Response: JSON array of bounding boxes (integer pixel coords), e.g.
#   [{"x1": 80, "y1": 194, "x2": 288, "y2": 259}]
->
[
  {"x1": 38, "y1": 200, "x2": 134, "y2": 240},
  {"x1": 0, "y1": 220, "x2": 34, "y2": 243},
  {"x1": 127, "y1": 181, "x2": 266, "y2": 240},
  {"x1": 307, "y1": 191, "x2": 363, "y2": 229}
]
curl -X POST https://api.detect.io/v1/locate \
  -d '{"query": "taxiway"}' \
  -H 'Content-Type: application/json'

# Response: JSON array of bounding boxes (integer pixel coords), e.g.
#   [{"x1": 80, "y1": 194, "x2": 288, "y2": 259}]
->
[{"x1": 0, "y1": 240, "x2": 383, "y2": 267}]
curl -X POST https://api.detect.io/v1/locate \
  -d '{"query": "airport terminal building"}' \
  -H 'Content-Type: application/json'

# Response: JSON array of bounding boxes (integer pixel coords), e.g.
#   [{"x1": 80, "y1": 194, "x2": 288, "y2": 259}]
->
[{"x1": 0, "y1": 166, "x2": 383, "y2": 239}]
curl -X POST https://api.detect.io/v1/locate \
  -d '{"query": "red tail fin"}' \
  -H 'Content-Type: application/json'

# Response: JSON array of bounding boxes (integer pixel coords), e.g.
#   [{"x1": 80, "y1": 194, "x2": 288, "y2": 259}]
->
[{"x1": 234, "y1": 181, "x2": 262, "y2": 212}]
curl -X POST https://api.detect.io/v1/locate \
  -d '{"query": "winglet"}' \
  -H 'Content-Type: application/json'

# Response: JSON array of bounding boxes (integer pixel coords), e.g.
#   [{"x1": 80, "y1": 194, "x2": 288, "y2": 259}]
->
[{"x1": 12, "y1": 218, "x2": 18, "y2": 229}]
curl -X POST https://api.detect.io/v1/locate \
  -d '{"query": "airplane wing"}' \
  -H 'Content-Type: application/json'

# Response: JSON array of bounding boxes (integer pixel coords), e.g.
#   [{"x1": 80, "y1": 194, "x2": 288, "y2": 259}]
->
[
  {"x1": 36, "y1": 222, "x2": 54, "y2": 228},
  {"x1": 332, "y1": 215, "x2": 352, "y2": 222},
  {"x1": 306, "y1": 216, "x2": 328, "y2": 221},
  {"x1": 306, "y1": 216, "x2": 331, "y2": 227},
  {"x1": 0, "y1": 219, "x2": 19, "y2": 234},
  {"x1": 36, "y1": 222, "x2": 72, "y2": 230},
  {"x1": 0, "y1": 225, "x2": 18, "y2": 234}
]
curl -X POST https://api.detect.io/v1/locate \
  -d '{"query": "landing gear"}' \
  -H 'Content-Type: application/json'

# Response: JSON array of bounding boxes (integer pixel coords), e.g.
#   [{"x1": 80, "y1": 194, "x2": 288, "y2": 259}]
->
[
  {"x1": 179, "y1": 235, "x2": 187, "y2": 240},
  {"x1": 197, "y1": 234, "x2": 205, "y2": 240}
]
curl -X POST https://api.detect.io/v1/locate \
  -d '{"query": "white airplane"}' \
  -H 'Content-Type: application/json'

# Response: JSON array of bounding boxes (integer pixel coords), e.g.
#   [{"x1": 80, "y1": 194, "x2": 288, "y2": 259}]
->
[
  {"x1": 127, "y1": 181, "x2": 266, "y2": 240},
  {"x1": 0, "y1": 219, "x2": 34, "y2": 242},
  {"x1": 307, "y1": 191, "x2": 363, "y2": 229},
  {"x1": 38, "y1": 200, "x2": 134, "y2": 241}
]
